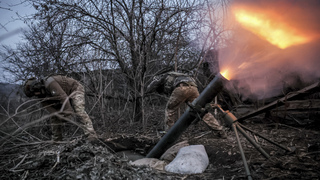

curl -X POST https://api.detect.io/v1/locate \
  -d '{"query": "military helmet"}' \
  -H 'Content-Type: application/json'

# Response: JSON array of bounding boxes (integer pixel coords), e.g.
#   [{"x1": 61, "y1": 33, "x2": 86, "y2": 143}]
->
[{"x1": 23, "y1": 77, "x2": 38, "y2": 97}]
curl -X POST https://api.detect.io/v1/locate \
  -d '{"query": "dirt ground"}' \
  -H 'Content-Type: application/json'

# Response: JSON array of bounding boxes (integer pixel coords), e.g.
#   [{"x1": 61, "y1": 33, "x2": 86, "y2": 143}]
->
[{"x1": 1, "y1": 110, "x2": 320, "y2": 180}]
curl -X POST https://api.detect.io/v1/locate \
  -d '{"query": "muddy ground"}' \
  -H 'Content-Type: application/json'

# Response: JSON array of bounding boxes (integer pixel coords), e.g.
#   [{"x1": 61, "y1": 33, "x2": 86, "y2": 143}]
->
[{"x1": 0, "y1": 110, "x2": 320, "y2": 180}]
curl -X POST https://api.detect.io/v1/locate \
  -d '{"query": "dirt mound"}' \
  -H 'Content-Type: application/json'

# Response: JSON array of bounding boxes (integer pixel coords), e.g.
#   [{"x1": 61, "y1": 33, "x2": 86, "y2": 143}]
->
[
  {"x1": 1, "y1": 116, "x2": 320, "y2": 179},
  {"x1": 0, "y1": 138, "x2": 185, "y2": 180}
]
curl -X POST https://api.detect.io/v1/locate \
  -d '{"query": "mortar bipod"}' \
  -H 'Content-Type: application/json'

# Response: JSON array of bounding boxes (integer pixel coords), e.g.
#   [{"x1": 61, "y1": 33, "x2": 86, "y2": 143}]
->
[{"x1": 205, "y1": 104, "x2": 296, "y2": 180}]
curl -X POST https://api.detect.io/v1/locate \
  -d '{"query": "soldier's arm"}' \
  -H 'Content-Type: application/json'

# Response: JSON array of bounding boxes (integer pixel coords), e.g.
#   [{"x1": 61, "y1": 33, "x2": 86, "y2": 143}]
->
[
  {"x1": 45, "y1": 78, "x2": 74, "y2": 113},
  {"x1": 146, "y1": 75, "x2": 166, "y2": 94}
]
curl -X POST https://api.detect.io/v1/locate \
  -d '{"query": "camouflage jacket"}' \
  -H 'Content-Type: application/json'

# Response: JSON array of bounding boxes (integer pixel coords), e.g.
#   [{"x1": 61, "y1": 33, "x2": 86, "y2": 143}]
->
[
  {"x1": 146, "y1": 72, "x2": 197, "y2": 95},
  {"x1": 41, "y1": 75, "x2": 81, "y2": 113}
]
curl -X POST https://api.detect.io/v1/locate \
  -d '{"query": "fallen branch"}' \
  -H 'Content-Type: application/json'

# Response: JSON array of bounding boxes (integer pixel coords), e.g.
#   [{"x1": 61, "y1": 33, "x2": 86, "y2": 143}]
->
[
  {"x1": 267, "y1": 123, "x2": 303, "y2": 132},
  {"x1": 298, "y1": 151, "x2": 320, "y2": 157}
]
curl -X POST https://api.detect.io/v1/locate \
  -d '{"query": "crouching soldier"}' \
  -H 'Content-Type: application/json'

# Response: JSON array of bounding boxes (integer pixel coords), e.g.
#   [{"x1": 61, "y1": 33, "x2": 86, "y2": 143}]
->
[
  {"x1": 23, "y1": 75, "x2": 97, "y2": 142},
  {"x1": 146, "y1": 71, "x2": 226, "y2": 137}
]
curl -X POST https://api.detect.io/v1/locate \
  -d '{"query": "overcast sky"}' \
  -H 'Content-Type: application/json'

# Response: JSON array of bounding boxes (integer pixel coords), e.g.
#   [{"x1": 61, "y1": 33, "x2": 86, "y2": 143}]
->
[
  {"x1": 0, "y1": 0, "x2": 35, "y2": 46},
  {"x1": 0, "y1": 0, "x2": 36, "y2": 83}
]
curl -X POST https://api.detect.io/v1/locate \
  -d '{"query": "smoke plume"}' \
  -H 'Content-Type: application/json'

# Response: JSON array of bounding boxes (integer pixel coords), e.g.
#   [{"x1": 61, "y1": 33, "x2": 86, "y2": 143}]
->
[{"x1": 219, "y1": 0, "x2": 320, "y2": 100}]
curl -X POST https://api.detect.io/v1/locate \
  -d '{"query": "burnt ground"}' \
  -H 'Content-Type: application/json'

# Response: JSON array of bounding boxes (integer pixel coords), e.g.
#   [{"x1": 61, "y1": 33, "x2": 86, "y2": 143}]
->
[{"x1": 0, "y1": 110, "x2": 320, "y2": 180}]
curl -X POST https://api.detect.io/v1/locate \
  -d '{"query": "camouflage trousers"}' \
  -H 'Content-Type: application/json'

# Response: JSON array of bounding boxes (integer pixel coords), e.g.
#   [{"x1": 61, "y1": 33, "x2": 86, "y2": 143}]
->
[
  {"x1": 164, "y1": 84, "x2": 223, "y2": 131},
  {"x1": 51, "y1": 84, "x2": 96, "y2": 141}
]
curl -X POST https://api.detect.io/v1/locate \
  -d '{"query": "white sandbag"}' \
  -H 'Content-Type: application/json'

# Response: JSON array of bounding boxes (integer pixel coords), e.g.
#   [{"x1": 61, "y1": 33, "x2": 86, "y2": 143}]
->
[
  {"x1": 165, "y1": 145, "x2": 209, "y2": 174},
  {"x1": 129, "y1": 158, "x2": 167, "y2": 171}
]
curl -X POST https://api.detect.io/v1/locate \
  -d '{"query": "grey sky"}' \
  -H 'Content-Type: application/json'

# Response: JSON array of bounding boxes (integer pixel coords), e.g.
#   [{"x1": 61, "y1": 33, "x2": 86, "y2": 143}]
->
[
  {"x1": 0, "y1": 0, "x2": 36, "y2": 82},
  {"x1": 0, "y1": 0, "x2": 35, "y2": 47}
]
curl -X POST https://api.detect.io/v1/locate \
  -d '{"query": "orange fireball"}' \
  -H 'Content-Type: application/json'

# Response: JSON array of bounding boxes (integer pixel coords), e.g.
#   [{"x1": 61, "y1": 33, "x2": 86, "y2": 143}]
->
[{"x1": 232, "y1": 7, "x2": 313, "y2": 49}]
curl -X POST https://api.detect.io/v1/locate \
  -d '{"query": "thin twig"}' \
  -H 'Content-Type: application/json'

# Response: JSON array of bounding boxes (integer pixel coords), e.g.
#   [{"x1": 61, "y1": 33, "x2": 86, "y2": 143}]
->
[
  {"x1": 9, "y1": 154, "x2": 27, "y2": 172},
  {"x1": 88, "y1": 80, "x2": 113, "y2": 113},
  {"x1": 45, "y1": 151, "x2": 60, "y2": 176},
  {"x1": 0, "y1": 112, "x2": 85, "y2": 147}
]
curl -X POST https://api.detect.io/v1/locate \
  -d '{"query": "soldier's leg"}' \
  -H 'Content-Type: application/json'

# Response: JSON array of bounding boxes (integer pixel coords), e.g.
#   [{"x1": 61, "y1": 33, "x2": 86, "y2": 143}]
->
[
  {"x1": 202, "y1": 113, "x2": 223, "y2": 131},
  {"x1": 184, "y1": 86, "x2": 226, "y2": 137},
  {"x1": 71, "y1": 85, "x2": 96, "y2": 137},
  {"x1": 165, "y1": 87, "x2": 188, "y2": 130},
  {"x1": 202, "y1": 113, "x2": 226, "y2": 138},
  {"x1": 51, "y1": 115, "x2": 63, "y2": 141}
]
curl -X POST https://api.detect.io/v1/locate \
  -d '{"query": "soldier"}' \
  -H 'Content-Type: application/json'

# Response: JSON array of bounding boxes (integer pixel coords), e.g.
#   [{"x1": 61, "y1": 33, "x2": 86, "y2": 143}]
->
[
  {"x1": 146, "y1": 71, "x2": 226, "y2": 137},
  {"x1": 23, "y1": 75, "x2": 97, "y2": 142}
]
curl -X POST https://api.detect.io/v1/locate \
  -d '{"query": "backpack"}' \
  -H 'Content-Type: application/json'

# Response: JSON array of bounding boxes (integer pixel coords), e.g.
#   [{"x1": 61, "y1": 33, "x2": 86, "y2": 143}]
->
[{"x1": 164, "y1": 72, "x2": 197, "y2": 94}]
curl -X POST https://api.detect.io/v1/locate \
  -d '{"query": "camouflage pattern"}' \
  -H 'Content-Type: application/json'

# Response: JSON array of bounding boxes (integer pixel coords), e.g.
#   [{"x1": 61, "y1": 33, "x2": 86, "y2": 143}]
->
[
  {"x1": 148, "y1": 72, "x2": 224, "y2": 131},
  {"x1": 163, "y1": 72, "x2": 197, "y2": 95},
  {"x1": 202, "y1": 113, "x2": 223, "y2": 131},
  {"x1": 25, "y1": 75, "x2": 97, "y2": 141},
  {"x1": 165, "y1": 84, "x2": 199, "y2": 130},
  {"x1": 164, "y1": 84, "x2": 223, "y2": 131},
  {"x1": 71, "y1": 84, "x2": 96, "y2": 136}
]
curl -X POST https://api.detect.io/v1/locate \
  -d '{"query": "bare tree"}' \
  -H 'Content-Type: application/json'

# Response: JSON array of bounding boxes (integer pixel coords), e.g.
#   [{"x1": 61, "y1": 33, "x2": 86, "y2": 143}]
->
[
  {"x1": 24, "y1": 0, "x2": 211, "y2": 122},
  {"x1": 1, "y1": 0, "x2": 232, "y2": 128},
  {"x1": 1, "y1": 20, "x2": 92, "y2": 80}
]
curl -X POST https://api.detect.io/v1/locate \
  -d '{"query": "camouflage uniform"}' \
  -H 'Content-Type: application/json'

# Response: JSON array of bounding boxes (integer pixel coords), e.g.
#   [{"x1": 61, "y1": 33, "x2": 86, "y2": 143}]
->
[
  {"x1": 146, "y1": 72, "x2": 223, "y2": 132},
  {"x1": 24, "y1": 75, "x2": 96, "y2": 141}
]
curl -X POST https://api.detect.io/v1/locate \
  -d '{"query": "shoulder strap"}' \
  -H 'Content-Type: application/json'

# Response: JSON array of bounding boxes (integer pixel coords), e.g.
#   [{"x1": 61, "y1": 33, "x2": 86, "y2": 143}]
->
[
  {"x1": 44, "y1": 77, "x2": 55, "y2": 88},
  {"x1": 167, "y1": 71, "x2": 188, "y2": 77}
]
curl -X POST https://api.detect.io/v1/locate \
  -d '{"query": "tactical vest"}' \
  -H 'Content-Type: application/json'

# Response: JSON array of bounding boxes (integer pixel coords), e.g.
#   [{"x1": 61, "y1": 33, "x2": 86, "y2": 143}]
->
[
  {"x1": 42, "y1": 75, "x2": 77, "y2": 97},
  {"x1": 164, "y1": 72, "x2": 197, "y2": 94},
  {"x1": 43, "y1": 75, "x2": 69, "y2": 93}
]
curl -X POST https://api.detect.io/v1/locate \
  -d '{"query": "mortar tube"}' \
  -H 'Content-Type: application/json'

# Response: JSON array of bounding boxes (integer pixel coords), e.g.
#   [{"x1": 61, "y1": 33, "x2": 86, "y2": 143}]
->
[{"x1": 146, "y1": 73, "x2": 228, "y2": 158}]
